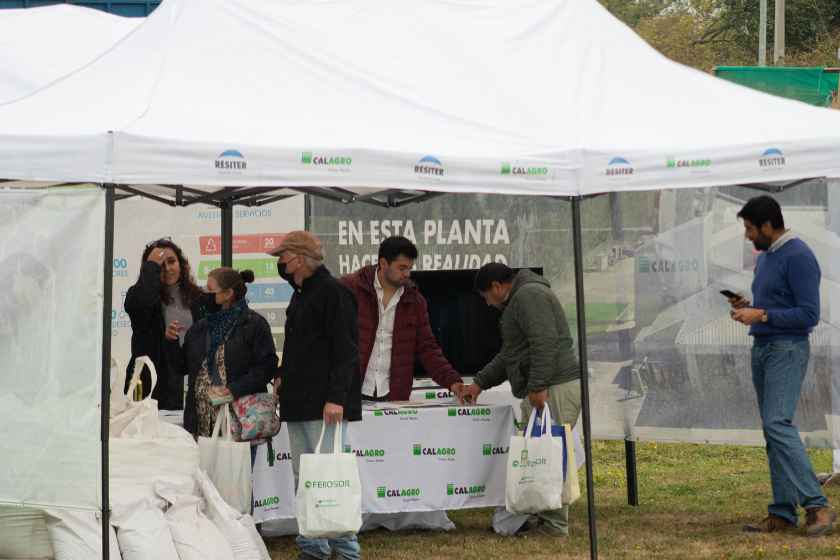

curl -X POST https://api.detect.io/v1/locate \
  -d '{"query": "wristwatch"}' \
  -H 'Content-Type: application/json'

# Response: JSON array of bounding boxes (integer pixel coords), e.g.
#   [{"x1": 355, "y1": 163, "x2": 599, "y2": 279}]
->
[{"x1": 760, "y1": 310, "x2": 769, "y2": 323}]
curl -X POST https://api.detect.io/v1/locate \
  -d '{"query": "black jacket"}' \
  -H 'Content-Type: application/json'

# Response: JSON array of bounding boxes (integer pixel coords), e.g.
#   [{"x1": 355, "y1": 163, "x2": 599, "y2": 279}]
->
[
  {"x1": 182, "y1": 306, "x2": 278, "y2": 435},
  {"x1": 279, "y1": 266, "x2": 361, "y2": 422},
  {"x1": 124, "y1": 261, "x2": 215, "y2": 410}
]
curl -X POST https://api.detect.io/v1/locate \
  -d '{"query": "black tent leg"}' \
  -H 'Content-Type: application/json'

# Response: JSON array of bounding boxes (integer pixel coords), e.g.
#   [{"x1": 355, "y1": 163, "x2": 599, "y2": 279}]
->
[
  {"x1": 221, "y1": 198, "x2": 233, "y2": 267},
  {"x1": 101, "y1": 184, "x2": 115, "y2": 560},
  {"x1": 572, "y1": 196, "x2": 598, "y2": 560},
  {"x1": 626, "y1": 441, "x2": 639, "y2": 506}
]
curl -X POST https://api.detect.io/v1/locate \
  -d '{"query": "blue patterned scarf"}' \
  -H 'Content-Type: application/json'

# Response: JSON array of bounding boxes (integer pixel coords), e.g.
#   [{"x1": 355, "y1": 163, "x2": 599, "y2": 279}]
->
[{"x1": 205, "y1": 299, "x2": 246, "y2": 385}]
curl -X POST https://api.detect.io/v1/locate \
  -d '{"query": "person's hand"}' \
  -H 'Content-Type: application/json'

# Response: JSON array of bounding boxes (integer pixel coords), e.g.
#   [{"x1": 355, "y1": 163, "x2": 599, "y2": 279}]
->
[
  {"x1": 147, "y1": 248, "x2": 166, "y2": 265},
  {"x1": 165, "y1": 320, "x2": 181, "y2": 341},
  {"x1": 323, "y1": 402, "x2": 344, "y2": 424},
  {"x1": 528, "y1": 388, "x2": 549, "y2": 410},
  {"x1": 461, "y1": 383, "x2": 482, "y2": 405},
  {"x1": 450, "y1": 382, "x2": 464, "y2": 401},
  {"x1": 729, "y1": 295, "x2": 750, "y2": 309},
  {"x1": 731, "y1": 307, "x2": 766, "y2": 326}
]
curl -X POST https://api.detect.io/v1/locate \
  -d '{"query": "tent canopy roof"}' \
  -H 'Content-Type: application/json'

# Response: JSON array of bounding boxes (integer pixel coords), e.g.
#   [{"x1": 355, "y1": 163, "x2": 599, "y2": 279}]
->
[
  {"x1": 2, "y1": 0, "x2": 840, "y2": 196},
  {"x1": 0, "y1": 4, "x2": 140, "y2": 103}
]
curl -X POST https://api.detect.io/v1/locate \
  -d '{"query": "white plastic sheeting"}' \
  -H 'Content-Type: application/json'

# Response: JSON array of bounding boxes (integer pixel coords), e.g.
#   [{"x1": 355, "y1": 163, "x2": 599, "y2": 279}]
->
[
  {"x1": 1, "y1": 0, "x2": 840, "y2": 193},
  {"x1": 0, "y1": 188, "x2": 105, "y2": 509},
  {"x1": 0, "y1": 4, "x2": 140, "y2": 102}
]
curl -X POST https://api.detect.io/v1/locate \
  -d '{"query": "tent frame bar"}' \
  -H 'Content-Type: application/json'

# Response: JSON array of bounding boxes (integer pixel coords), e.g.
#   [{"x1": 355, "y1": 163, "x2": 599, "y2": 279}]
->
[
  {"x1": 100, "y1": 184, "x2": 115, "y2": 560},
  {"x1": 571, "y1": 197, "x2": 598, "y2": 559}
]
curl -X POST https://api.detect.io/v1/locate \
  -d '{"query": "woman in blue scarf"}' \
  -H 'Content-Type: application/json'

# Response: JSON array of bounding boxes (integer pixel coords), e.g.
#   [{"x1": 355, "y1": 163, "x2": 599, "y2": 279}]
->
[{"x1": 182, "y1": 267, "x2": 278, "y2": 437}]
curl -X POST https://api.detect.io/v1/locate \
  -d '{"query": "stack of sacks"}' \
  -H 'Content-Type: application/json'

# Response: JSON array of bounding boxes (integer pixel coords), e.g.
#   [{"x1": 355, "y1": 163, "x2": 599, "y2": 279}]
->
[
  {"x1": 0, "y1": 506, "x2": 54, "y2": 559},
  {"x1": 109, "y1": 356, "x2": 200, "y2": 511},
  {"x1": 4, "y1": 358, "x2": 271, "y2": 560},
  {"x1": 112, "y1": 469, "x2": 269, "y2": 560}
]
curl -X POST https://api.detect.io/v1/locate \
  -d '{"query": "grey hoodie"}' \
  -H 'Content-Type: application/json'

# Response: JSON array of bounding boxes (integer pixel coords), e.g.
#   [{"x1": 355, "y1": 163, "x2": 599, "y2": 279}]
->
[{"x1": 473, "y1": 270, "x2": 579, "y2": 398}]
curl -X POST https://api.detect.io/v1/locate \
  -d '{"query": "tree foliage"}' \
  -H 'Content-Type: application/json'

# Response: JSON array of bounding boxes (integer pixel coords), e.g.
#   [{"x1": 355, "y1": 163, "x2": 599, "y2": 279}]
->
[{"x1": 598, "y1": 0, "x2": 840, "y2": 69}]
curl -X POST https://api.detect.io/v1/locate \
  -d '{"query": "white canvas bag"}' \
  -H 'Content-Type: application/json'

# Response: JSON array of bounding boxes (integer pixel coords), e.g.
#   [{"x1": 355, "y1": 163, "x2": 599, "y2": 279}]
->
[
  {"x1": 110, "y1": 356, "x2": 160, "y2": 438},
  {"x1": 295, "y1": 422, "x2": 362, "y2": 538},
  {"x1": 199, "y1": 405, "x2": 252, "y2": 514},
  {"x1": 505, "y1": 406, "x2": 564, "y2": 514}
]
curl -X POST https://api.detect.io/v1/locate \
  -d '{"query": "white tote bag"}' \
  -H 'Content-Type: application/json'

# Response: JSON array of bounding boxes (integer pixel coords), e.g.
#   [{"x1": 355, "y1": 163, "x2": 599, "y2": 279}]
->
[
  {"x1": 295, "y1": 422, "x2": 362, "y2": 539},
  {"x1": 505, "y1": 406, "x2": 564, "y2": 514},
  {"x1": 110, "y1": 356, "x2": 160, "y2": 438},
  {"x1": 199, "y1": 405, "x2": 252, "y2": 514}
]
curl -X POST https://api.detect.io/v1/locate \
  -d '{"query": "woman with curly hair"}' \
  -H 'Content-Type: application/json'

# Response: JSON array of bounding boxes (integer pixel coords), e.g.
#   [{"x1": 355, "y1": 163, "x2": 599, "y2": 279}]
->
[{"x1": 125, "y1": 238, "x2": 215, "y2": 410}]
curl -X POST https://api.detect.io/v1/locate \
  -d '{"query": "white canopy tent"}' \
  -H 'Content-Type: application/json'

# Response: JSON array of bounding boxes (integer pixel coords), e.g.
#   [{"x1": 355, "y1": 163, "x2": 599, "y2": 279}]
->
[
  {"x1": 1, "y1": 0, "x2": 840, "y2": 193},
  {"x1": 0, "y1": 4, "x2": 140, "y2": 103},
  {"x1": 3, "y1": 1, "x2": 840, "y2": 558}
]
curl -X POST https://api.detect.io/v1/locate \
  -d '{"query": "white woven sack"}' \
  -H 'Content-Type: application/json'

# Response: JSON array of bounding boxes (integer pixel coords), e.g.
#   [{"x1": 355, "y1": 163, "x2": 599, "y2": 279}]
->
[
  {"x1": 111, "y1": 500, "x2": 178, "y2": 560},
  {"x1": 43, "y1": 509, "x2": 121, "y2": 560},
  {"x1": 195, "y1": 468, "x2": 270, "y2": 560},
  {"x1": 0, "y1": 506, "x2": 54, "y2": 559},
  {"x1": 163, "y1": 494, "x2": 235, "y2": 560}
]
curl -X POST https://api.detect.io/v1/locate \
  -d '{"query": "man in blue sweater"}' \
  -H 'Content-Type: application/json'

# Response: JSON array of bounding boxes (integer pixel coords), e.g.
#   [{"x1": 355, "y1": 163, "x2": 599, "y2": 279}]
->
[{"x1": 730, "y1": 195, "x2": 835, "y2": 536}]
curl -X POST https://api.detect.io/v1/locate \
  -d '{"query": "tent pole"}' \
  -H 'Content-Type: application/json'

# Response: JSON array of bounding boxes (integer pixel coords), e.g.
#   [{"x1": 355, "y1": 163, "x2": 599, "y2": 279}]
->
[
  {"x1": 221, "y1": 197, "x2": 233, "y2": 267},
  {"x1": 572, "y1": 196, "x2": 598, "y2": 560},
  {"x1": 100, "y1": 184, "x2": 115, "y2": 560},
  {"x1": 625, "y1": 441, "x2": 639, "y2": 505}
]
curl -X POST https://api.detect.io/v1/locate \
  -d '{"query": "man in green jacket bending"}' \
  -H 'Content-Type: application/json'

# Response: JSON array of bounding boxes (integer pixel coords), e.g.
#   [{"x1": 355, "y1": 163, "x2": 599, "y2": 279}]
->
[{"x1": 462, "y1": 263, "x2": 581, "y2": 536}]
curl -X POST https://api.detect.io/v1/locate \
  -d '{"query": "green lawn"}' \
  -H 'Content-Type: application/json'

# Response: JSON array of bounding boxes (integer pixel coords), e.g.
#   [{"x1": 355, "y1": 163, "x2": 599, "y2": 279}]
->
[
  {"x1": 266, "y1": 441, "x2": 840, "y2": 559},
  {"x1": 566, "y1": 303, "x2": 629, "y2": 335}
]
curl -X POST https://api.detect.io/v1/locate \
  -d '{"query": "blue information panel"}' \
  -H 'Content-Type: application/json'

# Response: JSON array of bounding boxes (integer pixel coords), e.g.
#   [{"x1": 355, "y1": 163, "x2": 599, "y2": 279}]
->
[{"x1": 248, "y1": 282, "x2": 294, "y2": 304}]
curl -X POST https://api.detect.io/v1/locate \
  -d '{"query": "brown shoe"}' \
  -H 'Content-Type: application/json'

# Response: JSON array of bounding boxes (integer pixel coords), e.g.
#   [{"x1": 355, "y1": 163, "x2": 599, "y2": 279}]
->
[
  {"x1": 805, "y1": 507, "x2": 837, "y2": 537},
  {"x1": 743, "y1": 514, "x2": 796, "y2": 533}
]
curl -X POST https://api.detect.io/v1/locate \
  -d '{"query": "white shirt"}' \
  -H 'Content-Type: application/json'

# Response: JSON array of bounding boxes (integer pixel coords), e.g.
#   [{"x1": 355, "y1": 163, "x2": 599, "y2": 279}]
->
[
  {"x1": 768, "y1": 229, "x2": 796, "y2": 253},
  {"x1": 361, "y1": 269, "x2": 404, "y2": 398}
]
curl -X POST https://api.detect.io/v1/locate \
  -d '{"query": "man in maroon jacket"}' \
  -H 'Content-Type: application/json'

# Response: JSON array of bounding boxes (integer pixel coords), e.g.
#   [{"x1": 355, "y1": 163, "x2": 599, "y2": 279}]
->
[{"x1": 341, "y1": 236, "x2": 464, "y2": 402}]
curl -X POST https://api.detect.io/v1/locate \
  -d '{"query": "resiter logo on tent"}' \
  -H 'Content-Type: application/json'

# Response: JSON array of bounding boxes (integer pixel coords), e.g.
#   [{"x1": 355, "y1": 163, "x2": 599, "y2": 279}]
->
[
  {"x1": 414, "y1": 155, "x2": 444, "y2": 177},
  {"x1": 214, "y1": 149, "x2": 247, "y2": 172},
  {"x1": 759, "y1": 148, "x2": 786, "y2": 168},
  {"x1": 606, "y1": 156, "x2": 634, "y2": 177}
]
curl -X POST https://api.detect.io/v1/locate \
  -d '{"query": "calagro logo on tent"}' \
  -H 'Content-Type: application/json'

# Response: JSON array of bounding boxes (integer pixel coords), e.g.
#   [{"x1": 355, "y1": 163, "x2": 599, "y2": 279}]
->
[
  {"x1": 500, "y1": 161, "x2": 550, "y2": 179},
  {"x1": 376, "y1": 486, "x2": 421, "y2": 499},
  {"x1": 415, "y1": 155, "x2": 444, "y2": 177},
  {"x1": 665, "y1": 156, "x2": 711, "y2": 170},
  {"x1": 301, "y1": 151, "x2": 352, "y2": 171},
  {"x1": 214, "y1": 149, "x2": 247, "y2": 171},
  {"x1": 424, "y1": 390, "x2": 453, "y2": 400},
  {"x1": 759, "y1": 148, "x2": 785, "y2": 168},
  {"x1": 605, "y1": 157, "x2": 634, "y2": 177}
]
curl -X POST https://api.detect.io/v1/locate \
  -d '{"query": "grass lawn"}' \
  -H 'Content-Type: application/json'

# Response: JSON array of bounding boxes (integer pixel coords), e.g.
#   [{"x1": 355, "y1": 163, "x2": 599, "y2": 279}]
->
[
  {"x1": 566, "y1": 303, "x2": 629, "y2": 335},
  {"x1": 265, "y1": 440, "x2": 840, "y2": 559}
]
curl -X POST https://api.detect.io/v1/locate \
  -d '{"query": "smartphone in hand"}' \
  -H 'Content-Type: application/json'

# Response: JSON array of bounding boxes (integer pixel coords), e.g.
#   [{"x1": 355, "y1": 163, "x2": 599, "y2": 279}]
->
[{"x1": 720, "y1": 289, "x2": 741, "y2": 299}]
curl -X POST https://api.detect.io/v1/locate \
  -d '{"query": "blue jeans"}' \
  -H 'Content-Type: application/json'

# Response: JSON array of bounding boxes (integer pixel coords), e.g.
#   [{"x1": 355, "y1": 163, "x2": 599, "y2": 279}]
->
[
  {"x1": 287, "y1": 420, "x2": 360, "y2": 560},
  {"x1": 752, "y1": 338, "x2": 827, "y2": 524}
]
